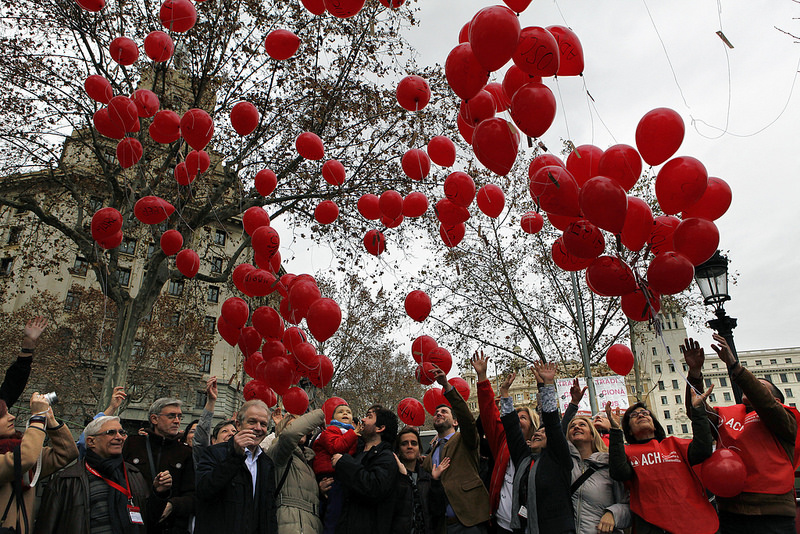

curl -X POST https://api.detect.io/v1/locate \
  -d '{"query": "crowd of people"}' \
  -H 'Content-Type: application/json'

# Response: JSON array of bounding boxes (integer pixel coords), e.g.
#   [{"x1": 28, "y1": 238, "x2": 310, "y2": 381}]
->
[{"x1": 0, "y1": 318, "x2": 798, "y2": 534}]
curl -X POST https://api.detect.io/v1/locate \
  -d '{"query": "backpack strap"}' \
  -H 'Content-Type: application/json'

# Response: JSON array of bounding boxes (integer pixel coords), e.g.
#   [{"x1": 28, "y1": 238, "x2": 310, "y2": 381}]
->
[
  {"x1": 1, "y1": 444, "x2": 29, "y2": 533},
  {"x1": 570, "y1": 464, "x2": 604, "y2": 494}
]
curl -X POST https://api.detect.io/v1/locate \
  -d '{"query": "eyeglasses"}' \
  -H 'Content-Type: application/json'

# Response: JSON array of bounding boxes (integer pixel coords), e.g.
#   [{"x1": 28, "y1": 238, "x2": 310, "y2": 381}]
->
[
  {"x1": 158, "y1": 413, "x2": 183, "y2": 420},
  {"x1": 629, "y1": 409, "x2": 651, "y2": 419},
  {"x1": 92, "y1": 429, "x2": 128, "y2": 437}
]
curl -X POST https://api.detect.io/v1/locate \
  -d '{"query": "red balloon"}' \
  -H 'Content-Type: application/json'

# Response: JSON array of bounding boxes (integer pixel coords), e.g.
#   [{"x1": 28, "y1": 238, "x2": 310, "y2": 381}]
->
[
  {"x1": 427, "y1": 346, "x2": 453, "y2": 374},
  {"x1": 160, "y1": 229, "x2": 183, "y2": 256},
  {"x1": 91, "y1": 207, "x2": 123, "y2": 241},
  {"x1": 512, "y1": 27, "x2": 559, "y2": 77},
  {"x1": 378, "y1": 0, "x2": 406, "y2": 8},
  {"x1": 485, "y1": 82, "x2": 510, "y2": 113},
  {"x1": 649, "y1": 215, "x2": 681, "y2": 255},
  {"x1": 423, "y1": 388, "x2": 449, "y2": 415},
  {"x1": 75, "y1": 0, "x2": 105, "y2": 11},
  {"x1": 379, "y1": 190, "x2": 404, "y2": 219},
  {"x1": 510, "y1": 82, "x2": 556, "y2": 139},
  {"x1": 401, "y1": 149, "x2": 430, "y2": 181},
  {"x1": 245, "y1": 269, "x2": 278, "y2": 298},
  {"x1": 176, "y1": 249, "x2": 200, "y2": 278},
  {"x1": 403, "y1": 192, "x2": 428, "y2": 218},
  {"x1": 621, "y1": 286, "x2": 661, "y2": 322},
  {"x1": 529, "y1": 165, "x2": 581, "y2": 217},
  {"x1": 283, "y1": 387, "x2": 309, "y2": 415},
  {"x1": 144, "y1": 31, "x2": 173, "y2": 62},
  {"x1": 255, "y1": 169, "x2": 277, "y2": 197},
  {"x1": 445, "y1": 43, "x2": 489, "y2": 101},
  {"x1": 647, "y1": 252, "x2": 694, "y2": 295},
  {"x1": 314, "y1": 201, "x2": 339, "y2": 225},
  {"x1": 217, "y1": 316, "x2": 241, "y2": 346},
  {"x1": 472, "y1": 118, "x2": 519, "y2": 176},
  {"x1": 546, "y1": 25, "x2": 584, "y2": 76},
  {"x1": 243, "y1": 206, "x2": 270, "y2": 236},
  {"x1": 681, "y1": 177, "x2": 732, "y2": 221},
  {"x1": 300, "y1": 0, "x2": 325, "y2": 15},
  {"x1": 233, "y1": 264, "x2": 256, "y2": 295},
  {"x1": 502, "y1": 0, "x2": 531, "y2": 13},
  {"x1": 469, "y1": 6, "x2": 521, "y2": 72},
  {"x1": 458, "y1": 22, "x2": 470, "y2": 44},
  {"x1": 292, "y1": 342, "x2": 318, "y2": 368},
  {"x1": 381, "y1": 214, "x2": 404, "y2": 229},
  {"x1": 263, "y1": 356, "x2": 294, "y2": 395},
  {"x1": 435, "y1": 199, "x2": 470, "y2": 226},
  {"x1": 282, "y1": 326, "x2": 309, "y2": 354},
  {"x1": 396, "y1": 75, "x2": 431, "y2": 111},
  {"x1": 180, "y1": 109, "x2": 214, "y2": 150},
  {"x1": 502, "y1": 65, "x2": 541, "y2": 102},
  {"x1": 548, "y1": 213, "x2": 580, "y2": 232},
  {"x1": 448, "y1": 377, "x2": 471, "y2": 401},
  {"x1": 132, "y1": 89, "x2": 159, "y2": 118},
  {"x1": 606, "y1": 344, "x2": 634, "y2": 375},
  {"x1": 306, "y1": 298, "x2": 342, "y2": 342},
  {"x1": 444, "y1": 172, "x2": 476, "y2": 208},
  {"x1": 586, "y1": 256, "x2": 636, "y2": 296},
  {"x1": 620, "y1": 197, "x2": 654, "y2": 252},
  {"x1": 230, "y1": 101, "x2": 259, "y2": 136},
  {"x1": 116, "y1": 138, "x2": 142, "y2": 168},
  {"x1": 656, "y1": 156, "x2": 708, "y2": 215},
  {"x1": 252, "y1": 306, "x2": 285, "y2": 340},
  {"x1": 701, "y1": 448, "x2": 747, "y2": 498},
  {"x1": 110, "y1": 37, "x2": 138, "y2": 66},
  {"x1": 579, "y1": 176, "x2": 628, "y2": 234},
  {"x1": 93, "y1": 109, "x2": 125, "y2": 140},
  {"x1": 520, "y1": 211, "x2": 544, "y2": 234},
  {"x1": 244, "y1": 352, "x2": 264, "y2": 379},
  {"x1": 363, "y1": 230, "x2": 386, "y2": 256},
  {"x1": 222, "y1": 297, "x2": 249, "y2": 329},
  {"x1": 411, "y1": 335, "x2": 437, "y2": 364},
  {"x1": 160, "y1": 0, "x2": 197, "y2": 33},
  {"x1": 636, "y1": 108, "x2": 685, "y2": 167},
  {"x1": 185, "y1": 150, "x2": 210, "y2": 175},
  {"x1": 405, "y1": 290, "x2": 431, "y2": 322},
  {"x1": 440, "y1": 223, "x2": 466, "y2": 248},
  {"x1": 598, "y1": 144, "x2": 642, "y2": 191},
  {"x1": 566, "y1": 144, "x2": 603, "y2": 187},
  {"x1": 459, "y1": 90, "x2": 496, "y2": 127},
  {"x1": 427, "y1": 136, "x2": 456, "y2": 167},
  {"x1": 416, "y1": 363, "x2": 438, "y2": 386},
  {"x1": 457, "y1": 113, "x2": 475, "y2": 145},
  {"x1": 264, "y1": 29, "x2": 300, "y2": 60},
  {"x1": 85, "y1": 75, "x2": 113, "y2": 104},
  {"x1": 476, "y1": 184, "x2": 505, "y2": 218},
  {"x1": 322, "y1": 160, "x2": 346, "y2": 186},
  {"x1": 324, "y1": 0, "x2": 365, "y2": 18},
  {"x1": 295, "y1": 132, "x2": 324, "y2": 160},
  {"x1": 252, "y1": 225, "x2": 280, "y2": 259},
  {"x1": 563, "y1": 220, "x2": 605, "y2": 259},
  {"x1": 357, "y1": 194, "x2": 381, "y2": 220},
  {"x1": 673, "y1": 218, "x2": 719, "y2": 266},
  {"x1": 149, "y1": 110, "x2": 181, "y2": 144},
  {"x1": 134, "y1": 196, "x2": 175, "y2": 224},
  {"x1": 243, "y1": 380, "x2": 277, "y2": 408},
  {"x1": 308, "y1": 355, "x2": 334, "y2": 388},
  {"x1": 397, "y1": 398, "x2": 425, "y2": 426},
  {"x1": 97, "y1": 231, "x2": 123, "y2": 250},
  {"x1": 528, "y1": 153, "x2": 565, "y2": 179},
  {"x1": 288, "y1": 281, "x2": 321, "y2": 320},
  {"x1": 108, "y1": 96, "x2": 139, "y2": 133}
]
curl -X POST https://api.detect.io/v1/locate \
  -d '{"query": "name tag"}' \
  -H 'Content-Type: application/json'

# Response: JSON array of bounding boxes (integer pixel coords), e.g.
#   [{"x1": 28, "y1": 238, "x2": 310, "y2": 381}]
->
[
  {"x1": 128, "y1": 505, "x2": 144, "y2": 525},
  {"x1": 518, "y1": 505, "x2": 528, "y2": 519}
]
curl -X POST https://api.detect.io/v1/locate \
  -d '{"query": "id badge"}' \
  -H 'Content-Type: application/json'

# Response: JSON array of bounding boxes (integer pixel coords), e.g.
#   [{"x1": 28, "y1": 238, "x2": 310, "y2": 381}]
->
[
  {"x1": 128, "y1": 504, "x2": 144, "y2": 525},
  {"x1": 518, "y1": 505, "x2": 528, "y2": 519}
]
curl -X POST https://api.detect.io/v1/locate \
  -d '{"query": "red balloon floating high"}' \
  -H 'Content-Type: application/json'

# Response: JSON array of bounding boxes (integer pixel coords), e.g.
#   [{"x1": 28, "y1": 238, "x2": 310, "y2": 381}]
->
[
  {"x1": 428, "y1": 136, "x2": 456, "y2": 167},
  {"x1": 295, "y1": 132, "x2": 324, "y2": 160},
  {"x1": 85, "y1": 75, "x2": 113, "y2": 104},
  {"x1": 363, "y1": 230, "x2": 386, "y2": 256},
  {"x1": 397, "y1": 398, "x2": 425, "y2": 426},
  {"x1": 176, "y1": 249, "x2": 200, "y2": 278},
  {"x1": 264, "y1": 29, "x2": 300, "y2": 60},
  {"x1": 469, "y1": 6, "x2": 521, "y2": 72},
  {"x1": 546, "y1": 25, "x2": 584, "y2": 76},
  {"x1": 606, "y1": 344, "x2": 634, "y2": 375},
  {"x1": 396, "y1": 75, "x2": 431, "y2": 111},
  {"x1": 230, "y1": 101, "x2": 259, "y2": 136},
  {"x1": 110, "y1": 37, "x2": 139, "y2": 66},
  {"x1": 144, "y1": 31, "x2": 174, "y2": 63},
  {"x1": 180, "y1": 109, "x2": 214, "y2": 150},
  {"x1": 636, "y1": 108, "x2": 685, "y2": 167},
  {"x1": 160, "y1": 0, "x2": 197, "y2": 33},
  {"x1": 476, "y1": 184, "x2": 505, "y2": 218},
  {"x1": 445, "y1": 43, "x2": 489, "y2": 101},
  {"x1": 160, "y1": 229, "x2": 183, "y2": 256},
  {"x1": 510, "y1": 82, "x2": 556, "y2": 139},
  {"x1": 405, "y1": 290, "x2": 432, "y2": 322},
  {"x1": 513, "y1": 27, "x2": 559, "y2": 78},
  {"x1": 472, "y1": 118, "x2": 519, "y2": 176}
]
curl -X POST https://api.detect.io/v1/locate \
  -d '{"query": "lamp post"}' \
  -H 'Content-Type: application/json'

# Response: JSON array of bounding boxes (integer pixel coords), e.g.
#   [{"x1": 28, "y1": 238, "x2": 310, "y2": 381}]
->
[{"x1": 693, "y1": 250, "x2": 742, "y2": 403}]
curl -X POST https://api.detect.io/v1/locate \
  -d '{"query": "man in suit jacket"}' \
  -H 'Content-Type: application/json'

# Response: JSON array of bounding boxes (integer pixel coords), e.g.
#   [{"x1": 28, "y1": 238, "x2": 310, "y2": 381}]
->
[
  {"x1": 194, "y1": 399, "x2": 278, "y2": 534},
  {"x1": 423, "y1": 368, "x2": 490, "y2": 533}
]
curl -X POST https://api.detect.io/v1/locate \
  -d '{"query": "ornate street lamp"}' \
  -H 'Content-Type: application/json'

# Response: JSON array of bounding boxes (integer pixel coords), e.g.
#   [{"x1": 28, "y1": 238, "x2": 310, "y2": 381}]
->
[{"x1": 694, "y1": 250, "x2": 742, "y2": 403}]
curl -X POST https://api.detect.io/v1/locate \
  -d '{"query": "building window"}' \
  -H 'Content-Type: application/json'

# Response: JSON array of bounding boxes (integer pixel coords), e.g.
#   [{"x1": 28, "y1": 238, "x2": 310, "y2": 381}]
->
[
  {"x1": 654, "y1": 364, "x2": 661, "y2": 374},
  {"x1": 652, "y1": 347, "x2": 657, "y2": 356},
  {"x1": 741, "y1": 361, "x2": 748, "y2": 367},
  {"x1": 199, "y1": 349, "x2": 212, "y2": 373},
  {"x1": 712, "y1": 363, "x2": 719, "y2": 369},
  {"x1": 796, "y1": 373, "x2": 800, "y2": 382},
  {"x1": 64, "y1": 290, "x2": 80, "y2": 311},
  {"x1": 0, "y1": 258, "x2": 13, "y2": 276},
  {"x1": 675, "y1": 394, "x2": 681, "y2": 404},
  {"x1": 119, "y1": 237, "x2": 137, "y2": 256},
  {"x1": 756, "y1": 360, "x2": 762, "y2": 366},
  {"x1": 770, "y1": 359, "x2": 778, "y2": 365},
  {"x1": 764, "y1": 374, "x2": 772, "y2": 382},
  {"x1": 666, "y1": 347, "x2": 672, "y2": 355},
  {"x1": 709, "y1": 393, "x2": 717, "y2": 402},
  {"x1": 672, "y1": 380, "x2": 679, "y2": 390},
  {"x1": 681, "y1": 424, "x2": 688, "y2": 434},
  {"x1": 723, "y1": 392, "x2": 731, "y2": 402},
  {"x1": 661, "y1": 396, "x2": 668, "y2": 405},
  {"x1": 682, "y1": 363, "x2": 688, "y2": 371},
  {"x1": 6, "y1": 227, "x2": 22, "y2": 245},
  {"x1": 679, "y1": 345, "x2": 685, "y2": 354},
  {"x1": 147, "y1": 242, "x2": 156, "y2": 259},
  {"x1": 204, "y1": 316, "x2": 216, "y2": 334},
  {"x1": 658, "y1": 381, "x2": 665, "y2": 391},
  {"x1": 115, "y1": 268, "x2": 131, "y2": 287},
  {"x1": 719, "y1": 377, "x2": 728, "y2": 387},
  {"x1": 704, "y1": 378, "x2": 712, "y2": 388},
  {"x1": 72, "y1": 256, "x2": 89, "y2": 276},
  {"x1": 516, "y1": 393, "x2": 523, "y2": 402},
  {"x1": 666, "y1": 425, "x2": 673, "y2": 434},
  {"x1": 664, "y1": 410, "x2": 671, "y2": 419},
  {"x1": 168, "y1": 280, "x2": 184, "y2": 296},
  {"x1": 207, "y1": 286, "x2": 220, "y2": 303},
  {"x1": 668, "y1": 363, "x2": 674, "y2": 372},
  {"x1": 211, "y1": 256, "x2": 224, "y2": 273},
  {"x1": 786, "y1": 389, "x2": 794, "y2": 399},
  {"x1": 195, "y1": 391, "x2": 207, "y2": 409},
  {"x1": 214, "y1": 229, "x2": 226, "y2": 246},
  {"x1": 786, "y1": 358, "x2": 792, "y2": 364},
  {"x1": 780, "y1": 373, "x2": 788, "y2": 383}
]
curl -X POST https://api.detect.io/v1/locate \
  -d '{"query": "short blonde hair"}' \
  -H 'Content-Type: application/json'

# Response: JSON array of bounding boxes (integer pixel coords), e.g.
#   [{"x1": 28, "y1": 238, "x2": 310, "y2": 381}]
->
[{"x1": 567, "y1": 415, "x2": 608, "y2": 453}]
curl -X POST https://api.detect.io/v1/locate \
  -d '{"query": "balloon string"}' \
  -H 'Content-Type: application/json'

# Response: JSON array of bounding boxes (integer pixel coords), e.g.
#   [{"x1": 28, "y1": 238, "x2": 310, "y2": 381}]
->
[
  {"x1": 640, "y1": 0, "x2": 691, "y2": 110},
  {"x1": 552, "y1": 77, "x2": 574, "y2": 147}
]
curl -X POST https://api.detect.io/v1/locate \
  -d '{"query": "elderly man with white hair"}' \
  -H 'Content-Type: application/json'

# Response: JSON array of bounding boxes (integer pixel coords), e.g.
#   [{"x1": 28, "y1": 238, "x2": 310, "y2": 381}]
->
[{"x1": 35, "y1": 415, "x2": 170, "y2": 533}]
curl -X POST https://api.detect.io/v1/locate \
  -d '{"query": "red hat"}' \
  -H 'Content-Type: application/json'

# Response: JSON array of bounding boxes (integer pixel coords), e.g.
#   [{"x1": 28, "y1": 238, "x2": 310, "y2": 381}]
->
[{"x1": 323, "y1": 397, "x2": 348, "y2": 423}]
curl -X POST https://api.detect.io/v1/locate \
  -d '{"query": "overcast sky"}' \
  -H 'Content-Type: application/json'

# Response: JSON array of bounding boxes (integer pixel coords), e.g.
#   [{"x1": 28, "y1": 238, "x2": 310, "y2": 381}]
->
[{"x1": 399, "y1": 0, "x2": 800, "y2": 353}]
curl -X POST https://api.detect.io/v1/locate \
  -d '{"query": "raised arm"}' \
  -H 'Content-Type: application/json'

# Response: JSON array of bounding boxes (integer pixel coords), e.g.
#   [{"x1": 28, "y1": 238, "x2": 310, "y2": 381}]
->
[
  {"x1": 268, "y1": 409, "x2": 325, "y2": 468},
  {"x1": 533, "y1": 362, "x2": 571, "y2": 468},
  {"x1": 434, "y1": 367, "x2": 479, "y2": 450},
  {"x1": 683, "y1": 338, "x2": 719, "y2": 426},
  {"x1": 500, "y1": 398, "x2": 529, "y2": 467},
  {"x1": 472, "y1": 350, "x2": 508, "y2": 458},
  {"x1": 687, "y1": 385, "x2": 715, "y2": 465},
  {"x1": 606, "y1": 402, "x2": 633, "y2": 482},
  {"x1": 0, "y1": 317, "x2": 47, "y2": 408},
  {"x1": 561, "y1": 377, "x2": 586, "y2": 435}
]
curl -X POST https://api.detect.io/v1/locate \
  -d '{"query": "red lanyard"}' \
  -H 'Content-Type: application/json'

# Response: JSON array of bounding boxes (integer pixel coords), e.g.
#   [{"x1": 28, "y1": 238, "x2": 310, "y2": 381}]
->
[{"x1": 85, "y1": 462, "x2": 133, "y2": 500}]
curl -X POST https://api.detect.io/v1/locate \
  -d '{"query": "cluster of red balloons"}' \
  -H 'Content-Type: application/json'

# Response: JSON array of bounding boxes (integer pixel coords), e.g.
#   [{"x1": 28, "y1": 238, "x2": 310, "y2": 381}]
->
[
  {"x1": 298, "y1": 0, "x2": 404, "y2": 18},
  {"x1": 531, "y1": 108, "x2": 730, "y2": 330}
]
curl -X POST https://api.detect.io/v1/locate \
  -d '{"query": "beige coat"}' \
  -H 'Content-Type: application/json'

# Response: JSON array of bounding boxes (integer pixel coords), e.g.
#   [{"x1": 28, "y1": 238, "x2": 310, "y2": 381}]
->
[{"x1": 0, "y1": 423, "x2": 78, "y2": 533}]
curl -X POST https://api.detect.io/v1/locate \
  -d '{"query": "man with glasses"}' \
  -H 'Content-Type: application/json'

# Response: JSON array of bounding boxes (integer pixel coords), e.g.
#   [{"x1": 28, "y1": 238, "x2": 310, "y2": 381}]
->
[
  {"x1": 123, "y1": 398, "x2": 195, "y2": 534},
  {"x1": 35, "y1": 415, "x2": 171, "y2": 533}
]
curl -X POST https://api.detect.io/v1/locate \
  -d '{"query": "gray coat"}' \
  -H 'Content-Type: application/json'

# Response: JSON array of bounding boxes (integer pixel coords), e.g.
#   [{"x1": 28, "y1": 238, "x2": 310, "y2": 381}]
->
[
  {"x1": 567, "y1": 443, "x2": 631, "y2": 534},
  {"x1": 266, "y1": 409, "x2": 325, "y2": 534}
]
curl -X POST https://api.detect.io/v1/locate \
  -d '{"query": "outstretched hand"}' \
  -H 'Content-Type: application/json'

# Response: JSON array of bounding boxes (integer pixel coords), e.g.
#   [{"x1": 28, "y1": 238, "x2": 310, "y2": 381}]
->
[
  {"x1": 570, "y1": 377, "x2": 587, "y2": 405},
  {"x1": 683, "y1": 338, "x2": 705, "y2": 378},
  {"x1": 431, "y1": 366, "x2": 451, "y2": 390},
  {"x1": 532, "y1": 361, "x2": 556, "y2": 385},
  {"x1": 691, "y1": 384, "x2": 714, "y2": 409},
  {"x1": 471, "y1": 350, "x2": 489, "y2": 382},
  {"x1": 23, "y1": 316, "x2": 48, "y2": 348},
  {"x1": 206, "y1": 376, "x2": 218, "y2": 402},
  {"x1": 499, "y1": 372, "x2": 516, "y2": 397},
  {"x1": 432, "y1": 456, "x2": 450, "y2": 480},
  {"x1": 710, "y1": 334, "x2": 736, "y2": 368},
  {"x1": 604, "y1": 402, "x2": 621, "y2": 430}
]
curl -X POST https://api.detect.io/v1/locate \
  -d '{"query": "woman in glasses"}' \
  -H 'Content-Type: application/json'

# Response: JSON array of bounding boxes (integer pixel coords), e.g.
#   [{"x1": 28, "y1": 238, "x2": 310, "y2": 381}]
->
[
  {"x1": 607, "y1": 388, "x2": 718, "y2": 534},
  {"x1": 34, "y1": 415, "x2": 170, "y2": 534}
]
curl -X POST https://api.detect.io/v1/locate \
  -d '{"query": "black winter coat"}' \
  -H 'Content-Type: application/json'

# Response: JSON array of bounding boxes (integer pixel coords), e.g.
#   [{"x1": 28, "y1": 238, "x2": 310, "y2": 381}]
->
[
  {"x1": 394, "y1": 460, "x2": 446, "y2": 534},
  {"x1": 194, "y1": 440, "x2": 278, "y2": 534},
  {"x1": 334, "y1": 440, "x2": 399, "y2": 534}
]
